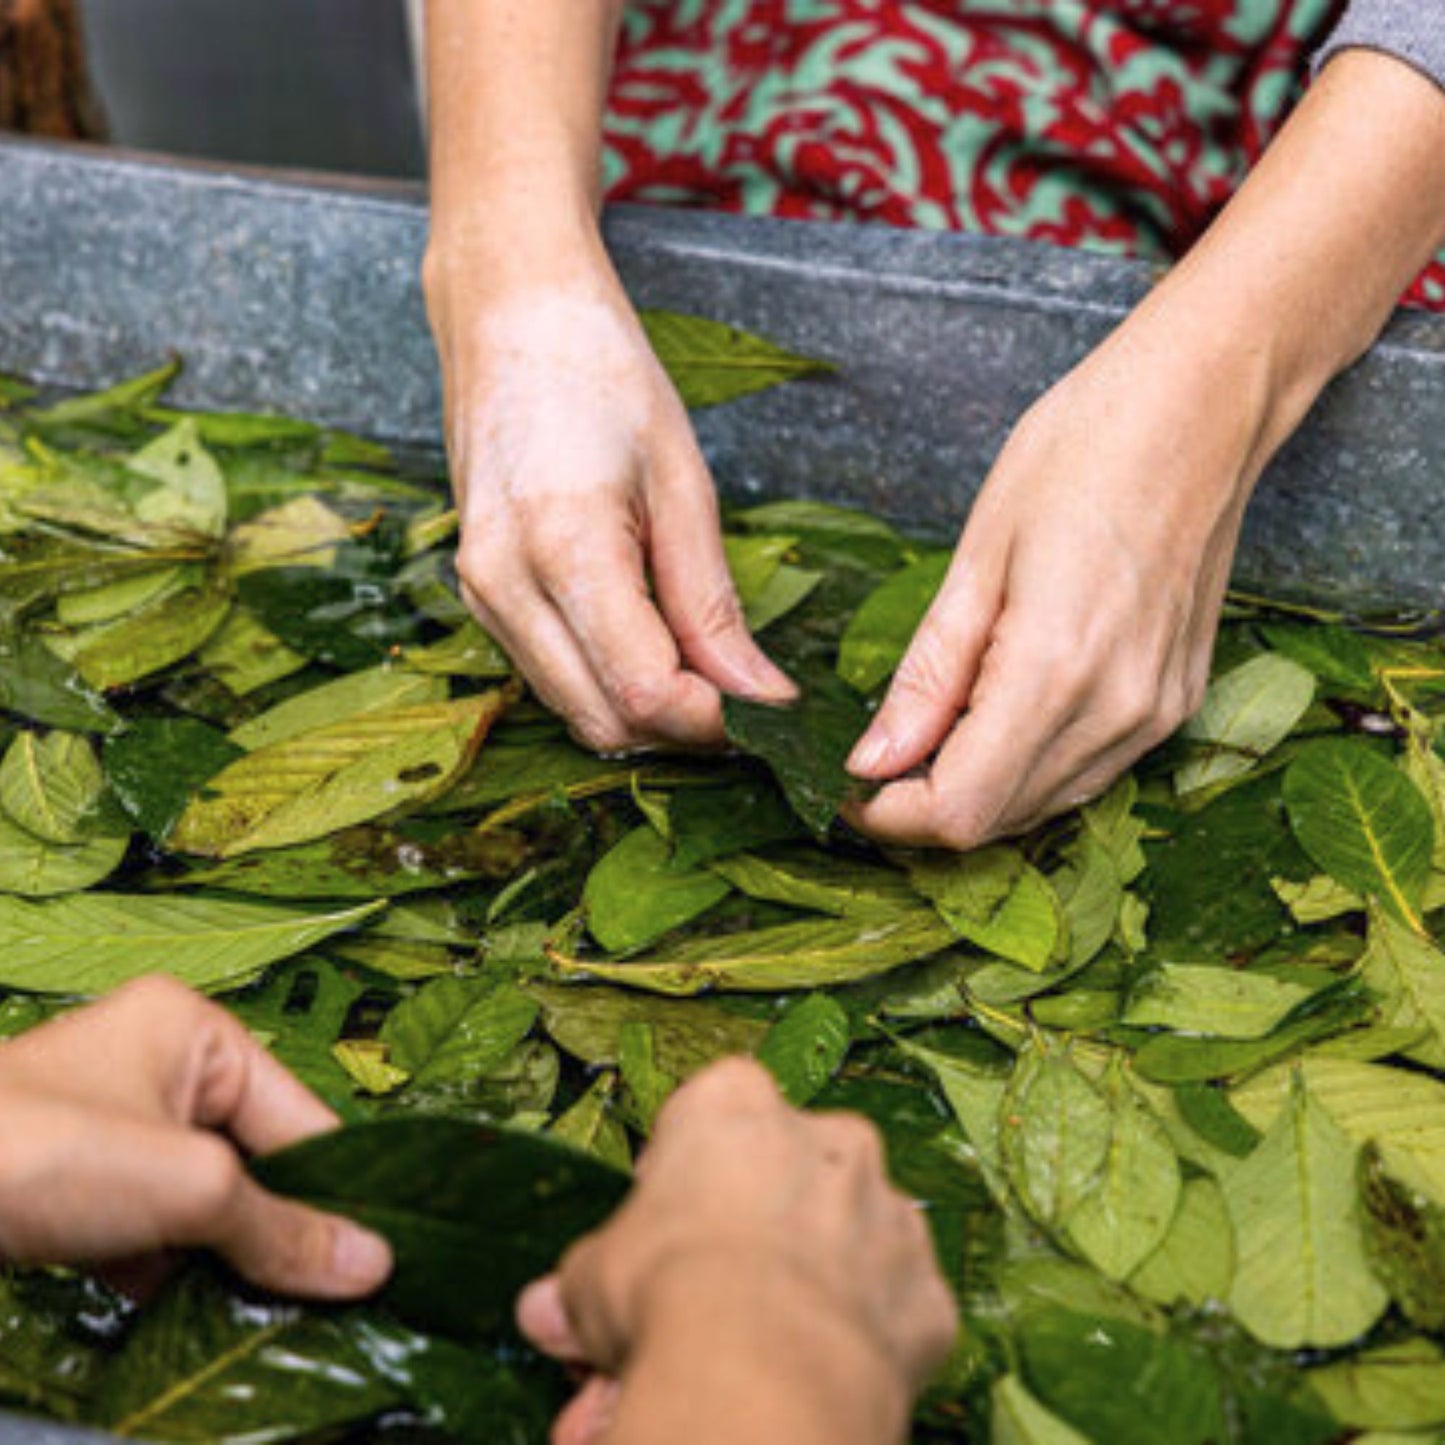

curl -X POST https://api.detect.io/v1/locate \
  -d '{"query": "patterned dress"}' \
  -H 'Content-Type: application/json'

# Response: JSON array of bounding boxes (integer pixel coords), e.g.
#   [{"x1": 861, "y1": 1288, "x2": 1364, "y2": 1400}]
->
[{"x1": 602, "y1": 0, "x2": 1445, "y2": 310}]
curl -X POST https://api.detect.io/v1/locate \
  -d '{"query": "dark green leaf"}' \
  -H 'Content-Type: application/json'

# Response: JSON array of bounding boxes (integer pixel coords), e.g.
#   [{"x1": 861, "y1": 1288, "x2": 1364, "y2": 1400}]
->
[
  {"x1": 757, "y1": 992, "x2": 851, "y2": 1105},
  {"x1": 723, "y1": 672, "x2": 875, "y2": 836},
  {"x1": 667, "y1": 776, "x2": 807, "y2": 870},
  {"x1": 380, "y1": 978, "x2": 539, "y2": 1089},
  {"x1": 103, "y1": 718, "x2": 244, "y2": 840},
  {"x1": 583, "y1": 825, "x2": 732, "y2": 954},
  {"x1": 253, "y1": 1117, "x2": 629, "y2": 1339},
  {"x1": 1359, "y1": 1143, "x2": 1445, "y2": 1333}
]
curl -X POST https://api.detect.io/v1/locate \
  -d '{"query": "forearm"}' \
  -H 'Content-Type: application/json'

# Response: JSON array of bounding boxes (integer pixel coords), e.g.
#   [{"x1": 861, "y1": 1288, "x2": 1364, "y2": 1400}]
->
[
  {"x1": 424, "y1": 0, "x2": 622, "y2": 288},
  {"x1": 605, "y1": 1261, "x2": 912, "y2": 1445},
  {"x1": 1133, "y1": 49, "x2": 1445, "y2": 452}
]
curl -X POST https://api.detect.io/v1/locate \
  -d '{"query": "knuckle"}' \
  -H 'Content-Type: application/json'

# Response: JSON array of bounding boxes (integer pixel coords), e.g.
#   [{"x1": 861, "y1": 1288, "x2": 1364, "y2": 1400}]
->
[
  {"x1": 113, "y1": 973, "x2": 195, "y2": 1016},
  {"x1": 820, "y1": 1112, "x2": 887, "y2": 1171},
  {"x1": 178, "y1": 1137, "x2": 245, "y2": 1236}
]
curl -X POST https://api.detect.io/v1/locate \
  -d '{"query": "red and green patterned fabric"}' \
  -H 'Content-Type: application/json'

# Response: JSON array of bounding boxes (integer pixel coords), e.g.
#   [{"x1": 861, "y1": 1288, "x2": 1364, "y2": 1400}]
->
[{"x1": 603, "y1": 0, "x2": 1445, "y2": 311}]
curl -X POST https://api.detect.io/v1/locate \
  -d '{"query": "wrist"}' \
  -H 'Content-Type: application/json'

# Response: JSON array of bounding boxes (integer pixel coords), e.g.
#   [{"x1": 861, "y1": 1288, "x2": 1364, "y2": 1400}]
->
[{"x1": 623, "y1": 1251, "x2": 913, "y2": 1445}]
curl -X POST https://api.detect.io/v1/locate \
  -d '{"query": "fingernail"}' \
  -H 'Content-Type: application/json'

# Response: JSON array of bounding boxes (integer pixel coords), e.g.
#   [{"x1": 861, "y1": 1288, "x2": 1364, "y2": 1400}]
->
[
  {"x1": 333, "y1": 1225, "x2": 392, "y2": 1289},
  {"x1": 743, "y1": 654, "x2": 796, "y2": 701},
  {"x1": 848, "y1": 730, "x2": 891, "y2": 776},
  {"x1": 517, "y1": 1277, "x2": 571, "y2": 1347}
]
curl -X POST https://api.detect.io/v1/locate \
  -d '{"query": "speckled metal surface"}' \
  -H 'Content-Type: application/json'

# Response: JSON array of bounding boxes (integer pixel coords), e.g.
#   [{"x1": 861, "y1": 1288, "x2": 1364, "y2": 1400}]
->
[{"x1": 2, "y1": 137, "x2": 1444, "y2": 612}]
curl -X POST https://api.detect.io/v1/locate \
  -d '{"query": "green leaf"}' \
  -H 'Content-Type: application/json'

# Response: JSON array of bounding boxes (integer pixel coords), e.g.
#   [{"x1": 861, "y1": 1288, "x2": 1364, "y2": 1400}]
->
[
  {"x1": 1232, "y1": 1055, "x2": 1445, "y2": 1204},
  {"x1": 55, "y1": 564, "x2": 188, "y2": 628},
  {"x1": 0, "y1": 1273, "x2": 123, "y2": 1421},
  {"x1": 60, "y1": 581, "x2": 232, "y2": 692},
  {"x1": 227, "y1": 665, "x2": 449, "y2": 751},
  {"x1": 722, "y1": 672, "x2": 874, "y2": 836},
  {"x1": 709, "y1": 847, "x2": 918, "y2": 918},
  {"x1": 583, "y1": 825, "x2": 732, "y2": 954},
  {"x1": 1359, "y1": 1143, "x2": 1445, "y2": 1333},
  {"x1": 0, "y1": 811, "x2": 127, "y2": 896},
  {"x1": 1172, "y1": 1081, "x2": 1262, "y2": 1158},
  {"x1": 92, "y1": 1266, "x2": 398, "y2": 1442},
  {"x1": 549, "y1": 1074, "x2": 632, "y2": 1172},
  {"x1": 380, "y1": 978, "x2": 539, "y2": 1089},
  {"x1": 195, "y1": 608, "x2": 307, "y2": 696},
  {"x1": 1283, "y1": 739, "x2": 1435, "y2": 926},
  {"x1": 618, "y1": 1020, "x2": 677, "y2": 1130},
  {"x1": 639, "y1": 310, "x2": 833, "y2": 408},
  {"x1": 667, "y1": 777, "x2": 807, "y2": 870},
  {"x1": 0, "y1": 614, "x2": 120, "y2": 732},
  {"x1": 1128, "y1": 1177, "x2": 1234, "y2": 1308},
  {"x1": 1307, "y1": 1338, "x2": 1445, "y2": 1432},
  {"x1": 1122, "y1": 962, "x2": 1317, "y2": 1040},
  {"x1": 526, "y1": 981, "x2": 768, "y2": 1078},
  {"x1": 999, "y1": 1043, "x2": 1113, "y2": 1232},
  {"x1": 551, "y1": 909, "x2": 954, "y2": 996},
  {"x1": 0, "y1": 892, "x2": 383, "y2": 994},
  {"x1": 27, "y1": 359, "x2": 180, "y2": 430},
  {"x1": 129, "y1": 418, "x2": 229, "y2": 538},
  {"x1": 1223, "y1": 1073, "x2": 1388, "y2": 1348},
  {"x1": 991, "y1": 1373, "x2": 1090, "y2": 1445},
  {"x1": 757, "y1": 992, "x2": 851, "y2": 1105},
  {"x1": 103, "y1": 718, "x2": 245, "y2": 841},
  {"x1": 253, "y1": 1117, "x2": 630, "y2": 1339},
  {"x1": 0, "y1": 729, "x2": 104, "y2": 843},
  {"x1": 1066, "y1": 1065, "x2": 1181, "y2": 1280},
  {"x1": 1175, "y1": 653, "x2": 1315, "y2": 795},
  {"x1": 910, "y1": 845, "x2": 1065, "y2": 972},
  {"x1": 170, "y1": 692, "x2": 506, "y2": 858},
  {"x1": 401, "y1": 619, "x2": 512, "y2": 678},
  {"x1": 837, "y1": 550, "x2": 949, "y2": 693},
  {"x1": 1357, "y1": 903, "x2": 1445, "y2": 1066}
]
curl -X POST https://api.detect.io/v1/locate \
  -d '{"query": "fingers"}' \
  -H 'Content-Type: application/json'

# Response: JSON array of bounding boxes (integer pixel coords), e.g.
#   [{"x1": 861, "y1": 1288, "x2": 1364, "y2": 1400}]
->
[
  {"x1": 170, "y1": 1134, "x2": 392, "y2": 1300},
  {"x1": 850, "y1": 635, "x2": 1075, "y2": 850},
  {"x1": 517, "y1": 1275, "x2": 584, "y2": 1360},
  {"x1": 544, "y1": 526, "x2": 729, "y2": 748},
  {"x1": 554, "y1": 1377, "x2": 621, "y2": 1445},
  {"x1": 848, "y1": 548, "x2": 1004, "y2": 780},
  {"x1": 648, "y1": 438, "x2": 795, "y2": 704}
]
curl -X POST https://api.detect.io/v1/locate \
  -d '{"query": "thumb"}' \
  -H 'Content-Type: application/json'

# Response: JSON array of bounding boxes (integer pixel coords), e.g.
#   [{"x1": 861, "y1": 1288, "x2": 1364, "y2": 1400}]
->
[
  {"x1": 648, "y1": 441, "x2": 795, "y2": 703},
  {"x1": 177, "y1": 1137, "x2": 392, "y2": 1300}
]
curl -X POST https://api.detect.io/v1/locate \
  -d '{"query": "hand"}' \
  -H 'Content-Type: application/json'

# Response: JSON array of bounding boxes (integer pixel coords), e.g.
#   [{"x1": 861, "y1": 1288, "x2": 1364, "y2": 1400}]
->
[
  {"x1": 427, "y1": 259, "x2": 794, "y2": 754},
  {"x1": 517, "y1": 1059, "x2": 957, "y2": 1445},
  {"x1": 0, "y1": 975, "x2": 392, "y2": 1299},
  {"x1": 846, "y1": 305, "x2": 1275, "y2": 847}
]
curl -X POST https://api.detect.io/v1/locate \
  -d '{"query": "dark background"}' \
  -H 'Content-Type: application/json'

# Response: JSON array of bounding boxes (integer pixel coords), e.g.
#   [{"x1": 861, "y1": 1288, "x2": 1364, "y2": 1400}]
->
[{"x1": 78, "y1": 0, "x2": 426, "y2": 177}]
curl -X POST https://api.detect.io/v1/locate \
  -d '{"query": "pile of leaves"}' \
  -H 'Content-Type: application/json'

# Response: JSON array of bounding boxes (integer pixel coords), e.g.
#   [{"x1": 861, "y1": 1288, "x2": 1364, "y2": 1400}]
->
[{"x1": 2, "y1": 328, "x2": 1445, "y2": 1445}]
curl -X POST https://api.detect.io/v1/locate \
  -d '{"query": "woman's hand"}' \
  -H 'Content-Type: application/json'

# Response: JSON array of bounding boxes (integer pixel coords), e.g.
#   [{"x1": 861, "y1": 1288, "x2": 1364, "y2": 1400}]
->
[
  {"x1": 0, "y1": 976, "x2": 392, "y2": 1299},
  {"x1": 846, "y1": 308, "x2": 1263, "y2": 846},
  {"x1": 516, "y1": 1059, "x2": 957, "y2": 1445},
  {"x1": 848, "y1": 48, "x2": 1445, "y2": 849},
  {"x1": 427, "y1": 259, "x2": 793, "y2": 754}
]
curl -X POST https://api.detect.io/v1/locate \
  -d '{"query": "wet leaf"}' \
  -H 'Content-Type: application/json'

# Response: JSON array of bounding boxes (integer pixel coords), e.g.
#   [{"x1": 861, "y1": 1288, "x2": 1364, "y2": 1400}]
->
[
  {"x1": 0, "y1": 892, "x2": 383, "y2": 994},
  {"x1": 723, "y1": 673, "x2": 874, "y2": 836},
  {"x1": 710, "y1": 847, "x2": 917, "y2": 918},
  {"x1": 227, "y1": 665, "x2": 449, "y2": 751},
  {"x1": 640, "y1": 310, "x2": 833, "y2": 408},
  {"x1": 171, "y1": 692, "x2": 507, "y2": 858},
  {"x1": 254, "y1": 1117, "x2": 630, "y2": 1339},
  {"x1": 757, "y1": 992, "x2": 851, "y2": 1105},
  {"x1": 103, "y1": 718, "x2": 245, "y2": 841},
  {"x1": 0, "y1": 613, "x2": 121, "y2": 732},
  {"x1": 1307, "y1": 1338, "x2": 1445, "y2": 1432},
  {"x1": 549, "y1": 1074, "x2": 631, "y2": 1171},
  {"x1": 0, "y1": 813, "x2": 127, "y2": 896},
  {"x1": 583, "y1": 825, "x2": 732, "y2": 954},
  {"x1": 1127, "y1": 1177, "x2": 1234, "y2": 1308},
  {"x1": 667, "y1": 775, "x2": 808, "y2": 870},
  {"x1": 195, "y1": 608, "x2": 308, "y2": 696},
  {"x1": 380, "y1": 978, "x2": 539, "y2": 1089},
  {"x1": 401, "y1": 618, "x2": 512, "y2": 678},
  {"x1": 551, "y1": 909, "x2": 954, "y2": 996},
  {"x1": 618, "y1": 1020, "x2": 676, "y2": 1130},
  {"x1": 1283, "y1": 739, "x2": 1435, "y2": 925},
  {"x1": 1357, "y1": 903, "x2": 1445, "y2": 1066},
  {"x1": 991, "y1": 1372, "x2": 1089, "y2": 1445},
  {"x1": 27, "y1": 359, "x2": 180, "y2": 431},
  {"x1": 92, "y1": 1266, "x2": 398, "y2": 1442}
]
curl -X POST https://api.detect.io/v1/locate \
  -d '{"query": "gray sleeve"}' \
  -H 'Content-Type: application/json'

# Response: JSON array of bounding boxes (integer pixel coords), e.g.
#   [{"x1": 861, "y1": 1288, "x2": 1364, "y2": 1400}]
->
[{"x1": 1315, "y1": 1, "x2": 1445, "y2": 92}]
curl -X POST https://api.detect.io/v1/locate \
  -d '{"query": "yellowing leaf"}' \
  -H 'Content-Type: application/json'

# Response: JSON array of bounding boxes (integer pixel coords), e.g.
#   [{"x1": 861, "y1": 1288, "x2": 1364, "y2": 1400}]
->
[
  {"x1": 1224, "y1": 1074, "x2": 1388, "y2": 1348},
  {"x1": 0, "y1": 893, "x2": 383, "y2": 994},
  {"x1": 172, "y1": 692, "x2": 507, "y2": 858},
  {"x1": 226, "y1": 495, "x2": 349, "y2": 575},
  {"x1": 0, "y1": 812, "x2": 127, "y2": 896},
  {"x1": 58, "y1": 583, "x2": 232, "y2": 691},
  {"x1": 0, "y1": 731, "x2": 104, "y2": 843},
  {"x1": 227, "y1": 666, "x2": 448, "y2": 752}
]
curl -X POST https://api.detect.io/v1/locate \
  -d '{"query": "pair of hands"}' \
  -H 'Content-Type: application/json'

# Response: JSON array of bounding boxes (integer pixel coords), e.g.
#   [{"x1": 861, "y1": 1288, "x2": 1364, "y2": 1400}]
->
[
  {"x1": 430, "y1": 266, "x2": 1259, "y2": 848},
  {"x1": 0, "y1": 981, "x2": 955, "y2": 1444}
]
